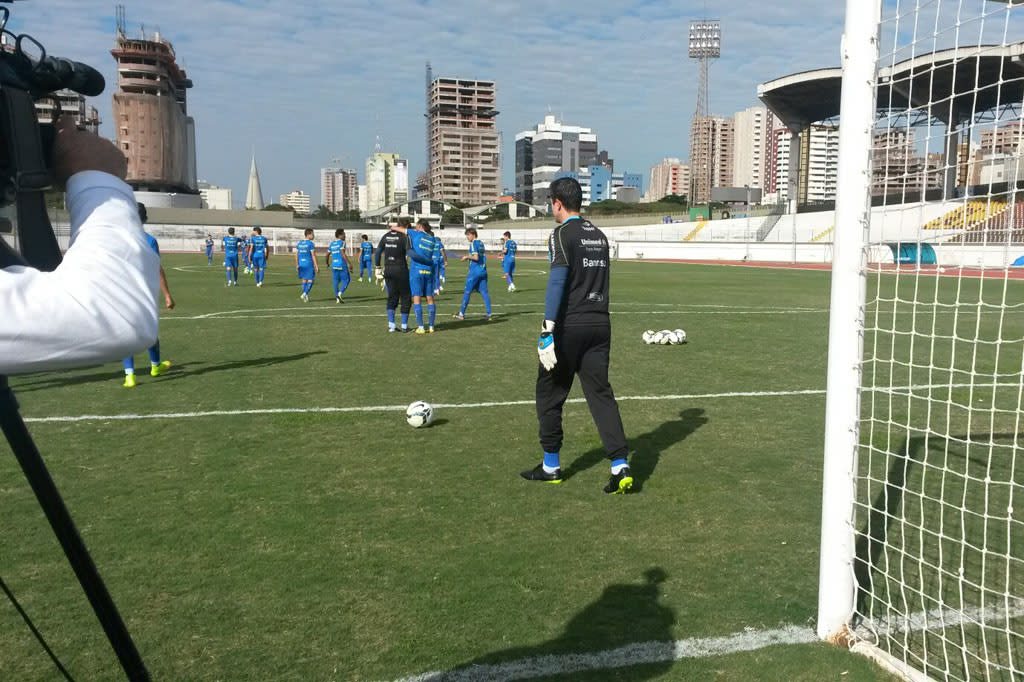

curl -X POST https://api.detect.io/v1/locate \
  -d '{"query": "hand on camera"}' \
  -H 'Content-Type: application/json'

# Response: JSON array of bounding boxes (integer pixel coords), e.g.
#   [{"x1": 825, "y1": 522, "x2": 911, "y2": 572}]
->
[{"x1": 51, "y1": 115, "x2": 128, "y2": 189}]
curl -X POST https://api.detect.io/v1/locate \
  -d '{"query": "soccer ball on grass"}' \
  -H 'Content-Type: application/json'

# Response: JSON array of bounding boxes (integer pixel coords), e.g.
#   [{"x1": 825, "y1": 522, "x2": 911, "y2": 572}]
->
[{"x1": 406, "y1": 401, "x2": 434, "y2": 428}]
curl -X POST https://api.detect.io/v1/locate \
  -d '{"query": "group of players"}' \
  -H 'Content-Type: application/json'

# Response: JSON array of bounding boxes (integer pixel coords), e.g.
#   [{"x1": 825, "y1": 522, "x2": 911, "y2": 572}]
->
[{"x1": 203, "y1": 221, "x2": 520, "y2": 333}]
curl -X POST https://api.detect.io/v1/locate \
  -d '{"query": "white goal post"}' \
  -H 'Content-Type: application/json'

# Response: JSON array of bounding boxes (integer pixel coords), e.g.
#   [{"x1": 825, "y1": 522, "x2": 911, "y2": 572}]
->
[{"x1": 821, "y1": 1, "x2": 1024, "y2": 680}]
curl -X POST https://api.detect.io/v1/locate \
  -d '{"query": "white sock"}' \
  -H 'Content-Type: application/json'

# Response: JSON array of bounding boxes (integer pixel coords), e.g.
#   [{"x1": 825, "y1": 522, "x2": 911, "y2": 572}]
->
[
  {"x1": 543, "y1": 464, "x2": 559, "y2": 474},
  {"x1": 611, "y1": 462, "x2": 629, "y2": 475}
]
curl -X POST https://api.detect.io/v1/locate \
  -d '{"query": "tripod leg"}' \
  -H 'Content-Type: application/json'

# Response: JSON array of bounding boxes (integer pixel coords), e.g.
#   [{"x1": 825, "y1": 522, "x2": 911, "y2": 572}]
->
[{"x1": 0, "y1": 377, "x2": 150, "y2": 681}]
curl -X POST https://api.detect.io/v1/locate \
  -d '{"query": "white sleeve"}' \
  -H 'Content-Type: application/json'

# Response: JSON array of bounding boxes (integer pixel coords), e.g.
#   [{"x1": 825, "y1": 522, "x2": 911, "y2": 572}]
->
[{"x1": 0, "y1": 171, "x2": 160, "y2": 375}]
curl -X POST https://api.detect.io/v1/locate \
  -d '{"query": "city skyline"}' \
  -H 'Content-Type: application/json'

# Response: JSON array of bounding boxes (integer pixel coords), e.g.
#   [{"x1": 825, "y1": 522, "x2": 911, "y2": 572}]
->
[{"x1": 11, "y1": 1, "x2": 850, "y2": 209}]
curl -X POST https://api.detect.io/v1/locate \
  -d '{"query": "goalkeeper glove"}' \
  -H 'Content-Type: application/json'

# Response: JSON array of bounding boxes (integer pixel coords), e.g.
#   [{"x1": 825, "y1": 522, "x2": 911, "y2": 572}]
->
[
  {"x1": 374, "y1": 267, "x2": 385, "y2": 291},
  {"x1": 537, "y1": 320, "x2": 556, "y2": 371}
]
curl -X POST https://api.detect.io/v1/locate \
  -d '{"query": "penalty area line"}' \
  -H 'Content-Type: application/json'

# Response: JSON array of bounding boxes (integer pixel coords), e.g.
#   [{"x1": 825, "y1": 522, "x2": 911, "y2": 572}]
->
[
  {"x1": 22, "y1": 388, "x2": 826, "y2": 423},
  {"x1": 20, "y1": 382, "x2": 1015, "y2": 424}
]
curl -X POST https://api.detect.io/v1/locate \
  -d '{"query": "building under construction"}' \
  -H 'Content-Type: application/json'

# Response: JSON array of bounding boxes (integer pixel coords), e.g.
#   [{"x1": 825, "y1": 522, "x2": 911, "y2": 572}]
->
[
  {"x1": 425, "y1": 70, "x2": 501, "y2": 204},
  {"x1": 111, "y1": 12, "x2": 197, "y2": 201}
]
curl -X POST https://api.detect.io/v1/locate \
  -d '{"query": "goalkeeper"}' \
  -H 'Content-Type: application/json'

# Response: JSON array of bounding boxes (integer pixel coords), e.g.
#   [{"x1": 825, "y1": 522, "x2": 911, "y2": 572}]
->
[
  {"x1": 374, "y1": 218, "x2": 417, "y2": 332},
  {"x1": 521, "y1": 177, "x2": 631, "y2": 494}
]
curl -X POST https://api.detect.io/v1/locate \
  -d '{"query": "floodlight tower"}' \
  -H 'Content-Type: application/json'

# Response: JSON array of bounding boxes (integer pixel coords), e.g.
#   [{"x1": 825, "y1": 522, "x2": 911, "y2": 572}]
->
[{"x1": 688, "y1": 20, "x2": 721, "y2": 206}]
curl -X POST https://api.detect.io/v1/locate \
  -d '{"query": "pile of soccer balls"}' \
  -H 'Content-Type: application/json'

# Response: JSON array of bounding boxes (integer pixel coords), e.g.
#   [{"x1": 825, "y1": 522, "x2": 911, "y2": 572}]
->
[{"x1": 642, "y1": 329, "x2": 687, "y2": 345}]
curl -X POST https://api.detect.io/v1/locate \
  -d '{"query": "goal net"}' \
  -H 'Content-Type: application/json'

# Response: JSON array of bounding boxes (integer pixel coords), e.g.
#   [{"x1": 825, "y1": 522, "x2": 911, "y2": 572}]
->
[{"x1": 821, "y1": 1, "x2": 1024, "y2": 680}]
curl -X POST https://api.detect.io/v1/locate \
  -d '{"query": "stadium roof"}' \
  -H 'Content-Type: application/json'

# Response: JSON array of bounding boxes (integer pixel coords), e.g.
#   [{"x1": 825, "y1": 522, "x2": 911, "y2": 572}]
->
[{"x1": 758, "y1": 43, "x2": 1024, "y2": 129}]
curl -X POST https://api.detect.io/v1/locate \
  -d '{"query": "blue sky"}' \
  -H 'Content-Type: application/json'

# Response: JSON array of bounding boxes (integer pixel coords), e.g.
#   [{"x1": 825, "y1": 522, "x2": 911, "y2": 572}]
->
[{"x1": 8, "y1": 1, "x2": 853, "y2": 207}]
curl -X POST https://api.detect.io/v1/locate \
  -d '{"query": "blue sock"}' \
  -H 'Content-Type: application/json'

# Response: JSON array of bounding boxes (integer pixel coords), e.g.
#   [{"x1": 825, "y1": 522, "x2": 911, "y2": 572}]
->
[
  {"x1": 480, "y1": 280, "x2": 491, "y2": 314},
  {"x1": 611, "y1": 458, "x2": 629, "y2": 473},
  {"x1": 147, "y1": 341, "x2": 160, "y2": 365},
  {"x1": 401, "y1": 313, "x2": 409, "y2": 328},
  {"x1": 414, "y1": 304, "x2": 423, "y2": 327},
  {"x1": 122, "y1": 356, "x2": 134, "y2": 373},
  {"x1": 232, "y1": 267, "x2": 238, "y2": 282},
  {"x1": 428, "y1": 304, "x2": 436, "y2": 327},
  {"x1": 339, "y1": 279, "x2": 349, "y2": 295},
  {"x1": 387, "y1": 308, "x2": 396, "y2": 326},
  {"x1": 225, "y1": 269, "x2": 232, "y2": 283},
  {"x1": 543, "y1": 452, "x2": 560, "y2": 470},
  {"x1": 460, "y1": 291, "x2": 470, "y2": 315}
]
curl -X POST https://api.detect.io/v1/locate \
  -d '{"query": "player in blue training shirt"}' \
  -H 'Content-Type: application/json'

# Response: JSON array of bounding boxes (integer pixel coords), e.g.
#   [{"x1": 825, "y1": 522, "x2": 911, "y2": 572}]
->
[
  {"x1": 500, "y1": 230, "x2": 518, "y2": 292},
  {"x1": 248, "y1": 226, "x2": 269, "y2": 287},
  {"x1": 123, "y1": 203, "x2": 174, "y2": 388},
  {"x1": 453, "y1": 227, "x2": 492, "y2": 320},
  {"x1": 410, "y1": 218, "x2": 438, "y2": 333},
  {"x1": 295, "y1": 228, "x2": 319, "y2": 301},
  {"x1": 326, "y1": 228, "x2": 352, "y2": 303},
  {"x1": 222, "y1": 227, "x2": 241, "y2": 286},
  {"x1": 203, "y1": 234, "x2": 214, "y2": 265},
  {"x1": 426, "y1": 224, "x2": 447, "y2": 295},
  {"x1": 358, "y1": 234, "x2": 374, "y2": 282}
]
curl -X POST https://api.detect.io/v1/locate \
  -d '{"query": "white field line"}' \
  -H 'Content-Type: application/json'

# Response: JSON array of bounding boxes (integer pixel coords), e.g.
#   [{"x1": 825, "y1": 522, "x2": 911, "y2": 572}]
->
[
  {"x1": 386, "y1": 600, "x2": 1024, "y2": 682},
  {"x1": 20, "y1": 383, "x2": 1009, "y2": 424},
  {"x1": 387, "y1": 626, "x2": 817, "y2": 682},
  {"x1": 160, "y1": 302, "x2": 826, "y2": 321},
  {"x1": 22, "y1": 389, "x2": 823, "y2": 423}
]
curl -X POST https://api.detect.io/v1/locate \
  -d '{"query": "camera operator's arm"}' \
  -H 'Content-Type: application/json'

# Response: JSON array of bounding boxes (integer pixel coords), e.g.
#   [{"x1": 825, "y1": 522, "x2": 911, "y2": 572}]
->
[{"x1": 0, "y1": 118, "x2": 159, "y2": 375}]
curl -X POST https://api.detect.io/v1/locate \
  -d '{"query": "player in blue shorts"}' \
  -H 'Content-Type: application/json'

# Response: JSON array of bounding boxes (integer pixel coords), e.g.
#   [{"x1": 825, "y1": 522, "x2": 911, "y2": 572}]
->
[
  {"x1": 358, "y1": 234, "x2": 374, "y2": 282},
  {"x1": 203, "y1": 234, "x2": 214, "y2": 265},
  {"x1": 123, "y1": 203, "x2": 174, "y2": 388},
  {"x1": 425, "y1": 223, "x2": 447, "y2": 295},
  {"x1": 295, "y1": 228, "x2": 319, "y2": 301},
  {"x1": 410, "y1": 219, "x2": 438, "y2": 333},
  {"x1": 248, "y1": 226, "x2": 269, "y2": 287},
  {"x1": 500, "y1": 230, "x2": 518, "y2": 292},
  {"x1": 327, "y1": 228, "x2": 352, "y2": 303},
  {"x1": 222, "y1": 227, "x2": 241, "y2": 286},
  {"x1": 239, "y1": 234, "x2": 252, "y2": 274},
  {"x1": 453, "y1": 227, "x2": 492, "y2": 320}
]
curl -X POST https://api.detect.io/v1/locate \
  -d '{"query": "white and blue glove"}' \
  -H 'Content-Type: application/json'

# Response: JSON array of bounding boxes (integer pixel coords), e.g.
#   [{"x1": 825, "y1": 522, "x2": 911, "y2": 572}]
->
[
  {"x1": 374, "y1": 267, "x2": 385, "y2": 291},
  {"x1": 537, "y1": 320, "x2": 557, "y2": 371}
]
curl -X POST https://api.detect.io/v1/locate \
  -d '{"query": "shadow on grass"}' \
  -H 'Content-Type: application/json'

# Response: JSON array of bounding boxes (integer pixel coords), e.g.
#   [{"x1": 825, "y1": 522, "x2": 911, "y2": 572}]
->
[
  {"x1": 564, "y1": 408, "x2": 708, "y2": 491},
  {"x1": 432, "y1": 312, "x2": 525, "y2": 333},
  {"x1": 420, "y1": 568, "x2": 675, "y2": 681},
  {"x1": 852, "y1": 431, "x2": 1020, "y2": 678},
  {"x1": 11, "y1": 351, "x2": 327, "y2": 392}
]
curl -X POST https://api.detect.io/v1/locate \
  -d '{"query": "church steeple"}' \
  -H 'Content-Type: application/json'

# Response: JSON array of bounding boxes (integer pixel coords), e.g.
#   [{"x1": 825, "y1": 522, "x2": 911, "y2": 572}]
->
[{"x1": 245, "y1": 152, "x2": 264, "y2": 210}]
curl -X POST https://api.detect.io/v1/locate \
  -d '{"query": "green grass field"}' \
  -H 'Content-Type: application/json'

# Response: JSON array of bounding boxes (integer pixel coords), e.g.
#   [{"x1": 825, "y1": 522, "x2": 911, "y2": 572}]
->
[{"x1": 0, "y1": 253, "x2": 969, "y2": 681}]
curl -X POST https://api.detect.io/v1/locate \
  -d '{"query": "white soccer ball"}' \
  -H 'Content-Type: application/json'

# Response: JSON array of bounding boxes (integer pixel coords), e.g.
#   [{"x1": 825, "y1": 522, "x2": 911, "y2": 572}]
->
[
  {"x1": 651, "y1": 330, "x2": 666, "y2": 345},
  {"x1": 674, "y1": 329, "x2": 687, "y2": 344},
  {"x1": 642, "y1": 330, "x2": 656, "y2": 344},
  {"x1": 406, "y1": 401, "x2": 434, "y2": 428}
]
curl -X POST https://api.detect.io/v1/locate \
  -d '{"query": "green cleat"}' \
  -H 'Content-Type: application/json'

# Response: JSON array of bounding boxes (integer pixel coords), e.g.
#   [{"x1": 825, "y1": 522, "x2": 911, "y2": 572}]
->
[
  {"x1": 123, "y1": 373, "x2": 136, "y2": 388},
  {"x1": 604, "y1": 466, "x2": 634, "y2": 494},
  {"x1": 150, "y1": 361, "x2": 171, "y2": 377}
]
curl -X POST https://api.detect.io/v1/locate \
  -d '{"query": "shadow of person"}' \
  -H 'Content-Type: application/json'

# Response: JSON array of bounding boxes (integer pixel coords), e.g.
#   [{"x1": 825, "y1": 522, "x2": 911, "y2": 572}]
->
[
  {"x1": 564, "y1": 408, "x2": 708, "y2": 492},
  {"x1": 433, "y1": 313, "x2": 523, "y2": 333},
  {"x1": 10, "y1": 351, "x2": 328, "y2": 392},
  {"x1": 424, "y1": 568, "x2": 676, "y2": 681}
]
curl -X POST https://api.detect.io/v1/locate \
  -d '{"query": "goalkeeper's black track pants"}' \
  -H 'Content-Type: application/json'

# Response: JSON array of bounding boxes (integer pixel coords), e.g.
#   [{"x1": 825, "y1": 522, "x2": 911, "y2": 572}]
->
[
  {"x1": 385, "y1": 273, "x2": 412, "y2": 314},
  {"x1": 536, "y1": 324, "x2": 629, "y2": 461}
]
